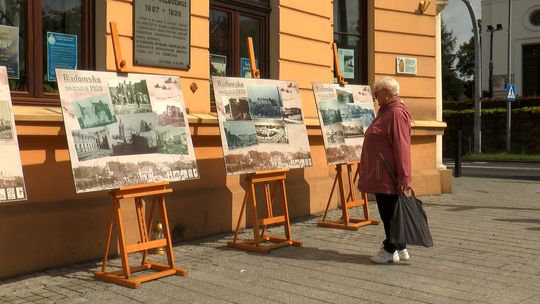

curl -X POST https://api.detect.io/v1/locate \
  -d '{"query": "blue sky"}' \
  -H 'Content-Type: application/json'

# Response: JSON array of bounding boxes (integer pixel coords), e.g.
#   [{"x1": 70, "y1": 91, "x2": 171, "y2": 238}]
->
[{"x1": 442, "y1": 0, "x2": 482, "y2": 51}]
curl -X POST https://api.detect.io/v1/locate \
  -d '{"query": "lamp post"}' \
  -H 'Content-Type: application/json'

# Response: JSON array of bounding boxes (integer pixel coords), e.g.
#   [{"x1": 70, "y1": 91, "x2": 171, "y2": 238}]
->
[
  {"x1": 487, "y1": 24, "x2": 503, "y2": 98},
  {"x1": 461, "y1": 0, "x2": 481, "y2": 153}
]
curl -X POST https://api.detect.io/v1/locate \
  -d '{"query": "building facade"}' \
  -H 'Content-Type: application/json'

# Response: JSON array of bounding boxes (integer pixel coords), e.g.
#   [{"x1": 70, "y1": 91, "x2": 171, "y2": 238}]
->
[
  {"x1": 0, "y1": 0, "x2": 449, "y2": 278},
  {"x1": 482, "y1": 0, "x2": 540, "y2": 97}
]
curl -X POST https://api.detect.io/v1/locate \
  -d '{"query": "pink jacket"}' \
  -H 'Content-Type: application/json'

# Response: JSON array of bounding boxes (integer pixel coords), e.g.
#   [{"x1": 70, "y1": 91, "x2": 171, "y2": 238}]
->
[{"x1": 358, "y1": 97, "x2": 412, "y2": 195}]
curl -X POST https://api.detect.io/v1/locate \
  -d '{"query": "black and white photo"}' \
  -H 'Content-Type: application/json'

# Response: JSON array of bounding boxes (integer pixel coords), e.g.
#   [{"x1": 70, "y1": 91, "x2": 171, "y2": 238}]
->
[
  {"x1": 223, "y1": 121, "x2": 258, "y2": 150},
  {"x1": 247, "y1": 84, "x2": 283, "y2": 119},
  {"x1": 324, "y1": 123, "x2": 345, "y2": 145},
  {"x1": 156, "y1": 126, "x2": 188, "y2": 155},
  {"x1": 109, "y1": 79, "x2": 152, "y2": 114},
  {"x1": 72, "y1": 127, "x2": 113, "y2": 161},
  {"x1": 223, "y1": 97, "x2": 251, "y2": 121},
  {"x1": 109, "y1": 113, "x2": 158, "y2": 156},
  {"x1": 73, "y1": 94, "x2": 117, "y2": 129},
  {"x1": 255, "y1": 120, "x2": 289, "y2": 144},
  {"x1": 0, "y1": 100, "x2": 13, "y2": 140},
  {"x1": 318, "y1": 99, "x2": 343, "y2": 125}
]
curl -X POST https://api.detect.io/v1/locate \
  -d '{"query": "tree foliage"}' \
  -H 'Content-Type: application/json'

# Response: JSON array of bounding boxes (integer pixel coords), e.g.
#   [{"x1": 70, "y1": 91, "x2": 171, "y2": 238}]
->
[
  {"x1": 456, "y1": 37, "x2": 475, "y2": 79},
  {"x1": 441, "y1": 22, "x2": 464, "y2": 101}
]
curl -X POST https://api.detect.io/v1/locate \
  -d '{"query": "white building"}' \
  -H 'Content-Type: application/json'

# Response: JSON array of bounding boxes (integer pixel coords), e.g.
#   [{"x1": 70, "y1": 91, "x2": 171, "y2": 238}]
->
[{"x1": 482, "y1": 0, "x2": 540, "y2": 97}]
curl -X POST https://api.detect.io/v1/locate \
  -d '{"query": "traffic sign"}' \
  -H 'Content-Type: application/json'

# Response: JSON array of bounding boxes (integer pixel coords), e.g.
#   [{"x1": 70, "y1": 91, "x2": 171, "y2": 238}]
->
[{"x1": 506, "y1": 84, "x2": 516, "y2": 102}]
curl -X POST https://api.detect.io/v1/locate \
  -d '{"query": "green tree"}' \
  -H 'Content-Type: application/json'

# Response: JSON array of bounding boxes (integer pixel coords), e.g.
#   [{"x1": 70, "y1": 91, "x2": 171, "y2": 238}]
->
[
  {"x1": 441, "y1": 22, "x2": 464, "y2": 101},
  {"x1": 456, "y1": 37, "x2": 475, "y2": 79}
]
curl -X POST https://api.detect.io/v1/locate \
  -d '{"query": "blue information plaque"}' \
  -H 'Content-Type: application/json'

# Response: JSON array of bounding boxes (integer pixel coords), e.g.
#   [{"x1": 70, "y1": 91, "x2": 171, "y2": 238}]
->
[{"x1": 47, "y1": 32, "x2": 77, "y2": 81}]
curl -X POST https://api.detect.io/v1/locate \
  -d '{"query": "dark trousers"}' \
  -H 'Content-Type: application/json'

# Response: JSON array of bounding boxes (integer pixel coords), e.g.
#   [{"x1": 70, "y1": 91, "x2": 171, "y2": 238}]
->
[{"x1": 375, "y1": 193, "x2": 406, "y2": 253}]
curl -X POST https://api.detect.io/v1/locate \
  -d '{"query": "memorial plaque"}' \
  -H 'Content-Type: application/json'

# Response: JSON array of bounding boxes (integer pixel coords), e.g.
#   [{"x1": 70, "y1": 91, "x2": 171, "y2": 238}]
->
[{"x1": 134, "y1": 0, "x2": 190, "y2": 69}]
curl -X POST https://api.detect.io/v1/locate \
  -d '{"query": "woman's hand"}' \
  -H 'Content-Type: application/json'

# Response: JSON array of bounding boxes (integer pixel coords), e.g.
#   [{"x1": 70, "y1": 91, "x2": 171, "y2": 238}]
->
[{"x1": 398, "y1": 183, "x2": 411, "y2": 196}]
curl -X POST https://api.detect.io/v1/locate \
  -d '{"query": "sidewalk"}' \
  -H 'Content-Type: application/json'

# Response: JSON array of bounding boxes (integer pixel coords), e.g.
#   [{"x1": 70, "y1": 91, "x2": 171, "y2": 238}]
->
[{"x1": 1, "y1": 177, "x2": 539, "y2": 304}]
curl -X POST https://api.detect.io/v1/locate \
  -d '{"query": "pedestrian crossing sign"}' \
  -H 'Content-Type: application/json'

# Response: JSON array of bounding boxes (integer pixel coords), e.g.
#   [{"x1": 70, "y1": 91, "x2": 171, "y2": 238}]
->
[{"x1": 507, "y1": 84, "x2": 516, "y2": 102}]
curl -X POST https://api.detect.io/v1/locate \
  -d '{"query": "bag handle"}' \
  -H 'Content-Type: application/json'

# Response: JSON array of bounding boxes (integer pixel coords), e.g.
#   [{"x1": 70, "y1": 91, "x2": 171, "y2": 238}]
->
[{"x1": 379, "y1": 153, "x2": 414, "y2": 196}]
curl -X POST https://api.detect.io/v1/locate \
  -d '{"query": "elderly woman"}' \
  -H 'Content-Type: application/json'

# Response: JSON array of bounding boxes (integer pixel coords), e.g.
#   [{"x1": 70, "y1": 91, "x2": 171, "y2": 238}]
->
[{"x1": 358, "y1": 76, "x2": 412, "y2": 264}]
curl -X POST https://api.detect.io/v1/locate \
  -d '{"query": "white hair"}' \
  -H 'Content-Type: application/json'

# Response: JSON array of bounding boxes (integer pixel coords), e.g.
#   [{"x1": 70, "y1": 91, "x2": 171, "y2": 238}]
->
[{"x1": 373, "y1": 76, "x2": 400, "y2": 96}]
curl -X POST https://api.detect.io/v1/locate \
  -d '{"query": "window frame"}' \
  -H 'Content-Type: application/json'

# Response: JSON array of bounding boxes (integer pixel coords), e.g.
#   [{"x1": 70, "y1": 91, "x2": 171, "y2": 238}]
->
[
  {"x1": 10, "y1": 0, "x2": 95, "y2": 106},
  {"x1": 333, "y1": 0, "x2": 367, "y2": 85}
]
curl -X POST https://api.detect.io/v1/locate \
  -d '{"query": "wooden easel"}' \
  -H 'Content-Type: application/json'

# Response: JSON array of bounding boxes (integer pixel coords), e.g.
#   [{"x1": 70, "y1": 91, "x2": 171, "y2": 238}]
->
[
  {"x1": 94, "y1": 23, "x2": 187, "y2": 288},
  {"x1": 227, "y1": 38, "x2": 302, "y2": 253},
  {"x1": 94, "y1": 182, "x2": 187, "y2": 288},
  {"x1": 317, "y1": 44, "x2": 379, "y2": 230}
]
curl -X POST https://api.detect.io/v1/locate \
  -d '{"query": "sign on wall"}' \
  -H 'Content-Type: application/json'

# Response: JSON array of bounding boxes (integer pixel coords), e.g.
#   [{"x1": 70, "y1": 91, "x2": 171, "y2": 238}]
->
[
  {"x1": 212, "y1": 76, "x2": 312, "y2": 175},
  {"x1": 47, "y1": 32, "x2": 78, "y2": 81},
  {"x1": 56, "y1": 69, "x2": 199, "y2": 193},
  {"x1": 396, "y1": 56, "x2": 417, "y2": 75},
  {"x1": 0, "y1": 25, "x2": 19, "y2": 79},
  {"x1": 0, "y1": 66, "x2": 27, "y2": 202},
  {"x1": 134, "y1": 0, "x2": 191, "y2": 69},
  {"x1": 312, "y1": 83, "x2": 376, "y2": 165}
]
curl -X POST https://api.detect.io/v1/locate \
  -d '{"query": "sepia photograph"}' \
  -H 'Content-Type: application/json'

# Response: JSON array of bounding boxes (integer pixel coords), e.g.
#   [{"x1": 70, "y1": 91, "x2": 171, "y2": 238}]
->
[
  {"x1": 342, "y1": 119, "x2": 364, "y2": 138},
  {"x1": 73, "y1": 94, "x2": 117, "y2": 129},
  {"x1": 223, "y1": 121, "x2": 258, "y2": 150},
  {"x1": 210, "y1": 54, "x2": 227, "y2": 77},
  {"x1": 281, "y1": 107, "x2": 303, "y2": 123},
  {"x1": 336, "y1": 88, "x2": 354, "y2": 104},
  {"x1": 72, "y1": 127, "x2": 113, "y2": 161},
  {"x1": 156, "y1": 126, "x2": 188, "y2": 155},
  {"x1": 109, "y1": 79, "x2": 152, "y2": 114},
  {"x1": 318, "y1": 99, "x2": 343, "y2": 125},
  {"x1": 0, "y1": 100, "x2": 13, "y2": 140},
  {"x1": 324, "y1": 122, "x2": 345, "y2": 145},
  {"x1": 223, "y1": 97, "x2": 251, "y2": 121},
  {"x1": 109, "y1": 113, "x2": 158, "y2": 156},
  {"x1": 247, "y1": 84, "x2": 283, "y2": 119},
  {"x1": 154, "y1": 102, "x2": 186, "y2": 127},
  {"x1": 255, "y1": 120, "x2": 289, "y2": 144}
]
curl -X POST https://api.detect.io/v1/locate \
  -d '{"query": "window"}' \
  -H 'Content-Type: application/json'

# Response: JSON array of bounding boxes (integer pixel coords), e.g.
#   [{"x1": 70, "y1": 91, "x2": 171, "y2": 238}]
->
[
  {"x1": 333, "y1": 0, "x2": 367, "y2": 84},
  {"x1": 522, "y1": 44, "x2": 540, "y2": 97},
  {"x1": 0, "y1": 0, "x2": 94, "y2": 106},
  {"x1": 209, "y1": 0, "x2": 269, "y2": 110},
  {"x1": 530, "y1": 9, "x2": 540, "y2": 27}
]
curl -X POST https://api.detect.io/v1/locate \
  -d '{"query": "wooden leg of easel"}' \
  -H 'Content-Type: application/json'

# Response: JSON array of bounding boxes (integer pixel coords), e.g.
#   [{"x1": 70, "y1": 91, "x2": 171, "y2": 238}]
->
[
  {"x1": 114, "y1": 198, "x2": 131, "y2": 278},
  {"x1": 232, "y1": 187, "x2": 249, "y2": 243},
  {"x1": 259, "y1": 181, "x2": 275, "y2": 238},
  {"x1": 319, "y1": 171, "x2": 338, "y2": 223},
  {"x1": 100, "y1": 202, "x2": 116, "y2": 272},
  {"x1": 249, "y1": 182, "x2": 261, "y2": 246},
  {"x1": 337, "y1": 166, "x2": 349, "y2": 225}
]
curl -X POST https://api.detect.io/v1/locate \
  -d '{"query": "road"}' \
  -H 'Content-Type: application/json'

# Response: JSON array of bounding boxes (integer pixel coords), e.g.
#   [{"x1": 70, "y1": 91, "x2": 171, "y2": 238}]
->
[{"x1": 444, "y1": 160, "x2": 540, "y2": 181}]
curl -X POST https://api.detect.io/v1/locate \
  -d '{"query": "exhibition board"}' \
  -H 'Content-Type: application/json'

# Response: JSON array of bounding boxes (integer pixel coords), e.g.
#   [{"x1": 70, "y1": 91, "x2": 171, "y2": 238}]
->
[
  {"x1": 0, "y1": 66, "x2": 27, "y2": 202},
  {"x1": 56, "y1": 69, "x2": 199, "y2": 193},
  {"x1": 212, "y1": 76, "x2": 313, "y2": 175},
  {"x1": 312, "y1": 83, "x2": 376, "y2": 165}
]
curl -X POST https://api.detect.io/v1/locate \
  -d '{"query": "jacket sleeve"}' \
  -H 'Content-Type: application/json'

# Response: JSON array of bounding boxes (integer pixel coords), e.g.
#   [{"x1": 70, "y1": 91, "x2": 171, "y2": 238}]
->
[{"x1": 390, "y1": 108, "x2": 412, "y2": 186}]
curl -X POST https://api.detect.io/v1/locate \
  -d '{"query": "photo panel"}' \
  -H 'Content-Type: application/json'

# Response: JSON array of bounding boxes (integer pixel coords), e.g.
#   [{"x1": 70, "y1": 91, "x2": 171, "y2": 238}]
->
[
  {"x1": 72, "y1": 127, "x2": 113, "y2": 161},
  {"x1": 73, "y1": 94, "x2": 117, "y2": 129},
  {"x1": 342, "y1": 119, "x2": 364, "y2": 138},
  {"x1": 156, "y1": 126, "x2": 188, "y2": 155},
  {"x1": 318, "y1": 99, "x2": 343, "y2": 125},
  {"x1": 223, "y1": 96, "x2": 252, "y2": 121},
  {"x1": 254, "y1": 120, "x2": 289, "y2": 144},
  {"x1": 324, "y1": 122, "x2": 345, "y2": 145},
  {"x1": 313, "y1": 83, "x2": 376, "y2": 165},
  {"x1": 223, "y1": 120, "x2": 258, "y2": 150},
  {"x1": 212, "y1": 76, "x2": 312, "y2": 175},
  {"x1": 247, "y1": 84, "x2": 283, "y2": 119},
  {"x1": 0, "y1": 100, "x2": 13, "y2": 140},
  {"x1": 154, "y1": 101, "x2": 186, "y2": 127},
  {"x1": 108, "y1": 79, "x2": 152, "y2": 114},
  {"x1": 109, "y1": 112, "x2": 158, "y2": 156}
]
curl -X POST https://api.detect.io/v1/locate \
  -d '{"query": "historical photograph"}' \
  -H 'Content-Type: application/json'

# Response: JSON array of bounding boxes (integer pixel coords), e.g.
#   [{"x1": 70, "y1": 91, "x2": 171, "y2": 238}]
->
[
  {"x1": 324, "y1": 123, "x2": 345, "y2": 145},
  {"x1": 247, "y1": 84, "x2": 283, "y2": 119},
  {"x1": 109, "y1": 113, "x2": 158, "y2": 156},
  {"x1": 73, "y1": 94, "x2": 117, "y2": 129},
  {"x1": 342, "y1": 119, "x2": 364, "y2": 138},
  {"x1": 210, "y1": 54, "x2": 227, "y2": 76},
  {"x1": 280, "y1": 107, "x2": 303, "y2": 123},
  {"x1": 336, "y1": 88, "x2": 354, "y2": 104},
  {"x1": 255, "y1": 120, "x2": 289, "y2": 144},
  {"x1": 318, "y1": 99, "x2": 343, "y2": 125},
  {"x1": 0, "y1": 100, "x2": 13, "y2": 140},
  {"x1": 109, "y1": 79, "x2": 152, "y2": 114},
  {"x1": 223, "y1": 121, "x2": 258, "y2": 150},
  {"x1": 154, "y1": 102, "x2": 186, "y2": 127},
  {"x1": 72, "y1": 127, "x2": 113, "y2": 161},
  {"x1": 223, "y1": 97, "x2": 251, "y2": 121},
  {"x1": 156, "y1": 126, "x2": 188, "y2": 155}
]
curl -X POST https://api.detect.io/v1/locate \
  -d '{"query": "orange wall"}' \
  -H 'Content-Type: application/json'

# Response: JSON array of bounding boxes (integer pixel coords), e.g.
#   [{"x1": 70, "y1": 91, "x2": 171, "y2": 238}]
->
[{"x1": 0, "y1": 0, "x2": 446, "y2": 279}]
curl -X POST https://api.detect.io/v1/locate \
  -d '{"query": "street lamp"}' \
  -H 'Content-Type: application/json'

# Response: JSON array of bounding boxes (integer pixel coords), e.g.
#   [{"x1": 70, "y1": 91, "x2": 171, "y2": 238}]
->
[{"x1": 487, "y1": 23, "x2": 503, "y2": 98}]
